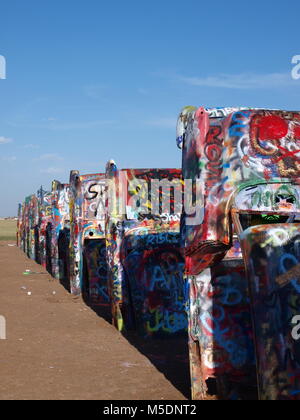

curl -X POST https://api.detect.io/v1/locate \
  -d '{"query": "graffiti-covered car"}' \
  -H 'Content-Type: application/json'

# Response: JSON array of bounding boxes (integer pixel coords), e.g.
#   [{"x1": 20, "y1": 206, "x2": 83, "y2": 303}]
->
[
  {"x1": 17, "y1": 202, "x2": 26, "y2": 251},
  {"x1": 17, "y1": 203, "x2": 22, "y2": 248},
  {"x1": 105, "y1": 160, "x2": 187, "y2": 337},
  {"x1": 69, "y1": 170, "x2": 108, "y2": 307},
  {"x1": 48, "y1": 180, "x2": 70, "y2": 282},
  {"x1": 37, "y1": 188, "x2": 53, "y2": 271},
  {"x1": 21, "y1": 194, "x2": 39, "y2": 260},
  {"x1": 177, "y1": 106, "x2": 300, "y2": 400}
]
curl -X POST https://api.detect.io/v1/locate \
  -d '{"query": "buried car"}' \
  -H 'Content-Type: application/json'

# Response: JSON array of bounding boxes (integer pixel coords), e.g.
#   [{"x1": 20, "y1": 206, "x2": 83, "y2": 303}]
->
[
  {"x1": 105, "y1": 160, "x2": 187, "y2": 337},
  {"x1": 68, "y1": 170, "x2": 108, "y2": 308},
  {"x1": 19, "y1": 194, "x2": 39, "y2": 260},
  {"x1": 177, "y1": 106, "x2": 300, "y2": 400},
  {"x1": 48, "y1": 180, "x2": 70, "y2": 282}
]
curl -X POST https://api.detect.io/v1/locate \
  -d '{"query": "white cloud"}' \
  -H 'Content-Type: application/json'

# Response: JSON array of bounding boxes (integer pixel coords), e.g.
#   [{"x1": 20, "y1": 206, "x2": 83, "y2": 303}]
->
[
  {"x1": 0, "y1": 136, "x2": 13, "y2": 144},
  {"x1": 34, "y1": 153, "x2": 63, "y2": 162},
  {"x1": 48, "y1": 120, "x2": 115, "y2": 130},
  {"x1": 7, "y1": 119, "x2": 116, "y2": 131},
  {"x1": 83, "y1": 84, "x2": 108, "y2": 99},
  {"x1": 2, "y1": 156, "x2": 16, "y2": 162},
  {"x1": 41, "y1": 167, "x2": 64, "y2": 175},
  {"x1": 146, "y1": 117, "x2": 177, "y2": 129},
  {"x1": 24, "y1": 144, "x2": 40, "y2": 150},
  {"x1": 177, "y1": 72, "x2": 296, "y2": 90}
]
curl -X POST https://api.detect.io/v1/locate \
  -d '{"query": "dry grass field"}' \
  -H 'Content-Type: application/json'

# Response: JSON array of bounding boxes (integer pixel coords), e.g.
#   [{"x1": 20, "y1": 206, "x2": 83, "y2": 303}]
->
[{"x1": 0, "y1": 219, "x2": 17, "y2": 241}]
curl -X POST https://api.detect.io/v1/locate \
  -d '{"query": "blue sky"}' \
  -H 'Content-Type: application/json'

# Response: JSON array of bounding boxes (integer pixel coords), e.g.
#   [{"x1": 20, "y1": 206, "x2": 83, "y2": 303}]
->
[{"x1": 1, "y1": 0, "x2": 300, "y2": 216}]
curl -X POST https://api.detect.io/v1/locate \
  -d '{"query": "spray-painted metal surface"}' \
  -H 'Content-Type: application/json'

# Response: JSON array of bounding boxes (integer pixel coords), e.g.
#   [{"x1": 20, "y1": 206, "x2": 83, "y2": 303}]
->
[
  {"x1": 82, "y1": 238, "x2": 108, "y2": 305},
  {"x1": 17, "y1": 202, "x2": 25, "y2": 251},
  {"x1": 18, "y1": 193, "x2": 42, "y2": 264},
  {"x1": 37, "y1": 189, "x2": 53, "y2": 270},
  {"x1": 17, "y1": 203, "x2": 22, "y2": 247},
  {"x1": 188, "y1": 260, "x2": 256, "y2": 399},
  {"x1": 69, "y1": 170, "x2": 107, "y2": 305},
  {"x1": 239, "y1": 224, "x2": 300, "y2": 400},
  {"x1": 106, "y1": 161, "x2": 187, "y2": 337},
  {"x1": 49, "y1": 181, "x2": 70, "y2": 280},
  {"x1": 177, "y1": 106, "x2": 300, "y2": 399},
  {"x1": 21, "y1": 194, "x2": 39, "y2": 259},
  {"x1": 16, "y1": 105, "x2": 300, "y2": 399}
]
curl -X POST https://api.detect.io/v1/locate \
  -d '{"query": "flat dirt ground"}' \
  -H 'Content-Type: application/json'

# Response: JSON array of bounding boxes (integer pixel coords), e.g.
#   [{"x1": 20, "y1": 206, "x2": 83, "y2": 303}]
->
[{"x1": 0, "y1": 239, "x2": 190, "y2": 400}]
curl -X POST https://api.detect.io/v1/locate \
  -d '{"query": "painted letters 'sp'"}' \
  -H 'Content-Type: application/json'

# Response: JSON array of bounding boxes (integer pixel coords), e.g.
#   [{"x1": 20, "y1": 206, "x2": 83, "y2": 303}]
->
[
  {"x1": 0, "y1": 55, "x2": 6, "y2": 79},
  {"x1": 291, "y1": 55, "x2": 300, "y2": 80}
]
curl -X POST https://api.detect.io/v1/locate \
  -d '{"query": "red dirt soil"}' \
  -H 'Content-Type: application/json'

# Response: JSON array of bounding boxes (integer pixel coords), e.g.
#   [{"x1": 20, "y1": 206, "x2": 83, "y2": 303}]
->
[{"x1": 0, "y1": 241, "x2": 190, "y2": 400}]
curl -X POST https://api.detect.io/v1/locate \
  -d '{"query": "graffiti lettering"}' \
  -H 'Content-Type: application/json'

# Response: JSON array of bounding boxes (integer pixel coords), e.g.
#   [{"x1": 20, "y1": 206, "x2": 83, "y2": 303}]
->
[
  {"x1": 200, "y1": 305, "x2": 248, "y2": 368},
  {"x1": 146, "y1": 233, "x2": 179, "y2": 247},
  {"x1": 204, "y1": 126, "x2": 223, "y2": 189},
  {"x1": 261, "y1": 226, "x2": 298, "y2": 248},
  {"x1": 91, "y1": 284, "x2": 109, "y2": 302},
  {"x1": 207, "y1": 107, "x2": 249, "y2": 119},
  {"x1": 149, "y1": 262, "x2": 185, "y2": 292},
  {"x1": 146, "y1": 308, "x2": 187, "y2": 334},
  {"x1": 217, "y1": 274, "x2": 243, "y2": 306},
  {"x1": 229, "y1": 111, "x2": 251, "y2": 138},
  {"x1": 86, "y1": 183, "x2": 99, "y2": 200},
  {"x1": 161, "y1": 213, "x2": 181, "y2": 223},
  {"x1": 84, "y1": 181, "x2": 106, "y2": 220}
]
